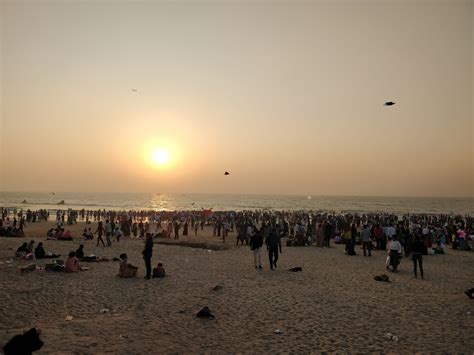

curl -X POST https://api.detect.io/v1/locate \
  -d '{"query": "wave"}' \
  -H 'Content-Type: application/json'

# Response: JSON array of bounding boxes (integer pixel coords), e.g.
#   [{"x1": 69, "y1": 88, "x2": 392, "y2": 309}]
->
[
  {"x1": 1, "y1": 192, "x2": 472, "y2": 215},
  {"x1": 18, "y1": 201, "x2": 102, "y2": 207}
]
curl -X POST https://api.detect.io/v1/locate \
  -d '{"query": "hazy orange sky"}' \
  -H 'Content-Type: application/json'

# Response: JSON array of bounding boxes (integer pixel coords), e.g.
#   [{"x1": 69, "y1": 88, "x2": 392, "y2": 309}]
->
[{"x1": 1, "y1": 0, "x2": 473, "y2": 197}]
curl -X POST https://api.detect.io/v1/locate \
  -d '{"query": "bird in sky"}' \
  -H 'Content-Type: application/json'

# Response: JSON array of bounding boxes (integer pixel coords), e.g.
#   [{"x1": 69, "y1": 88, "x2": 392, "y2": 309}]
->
[
  {"x1": 224, "y1": 172, "x2": 230, "y2": 175},
  {"x1": 384, "y1": 101, "x2": 395, "y2": 106}
]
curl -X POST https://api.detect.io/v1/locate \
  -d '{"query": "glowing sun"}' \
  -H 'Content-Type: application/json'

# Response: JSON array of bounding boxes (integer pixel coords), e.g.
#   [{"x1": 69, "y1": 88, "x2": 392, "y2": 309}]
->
[{"x1": 152, "y1": 149, "x2": 171, "y2": 166}]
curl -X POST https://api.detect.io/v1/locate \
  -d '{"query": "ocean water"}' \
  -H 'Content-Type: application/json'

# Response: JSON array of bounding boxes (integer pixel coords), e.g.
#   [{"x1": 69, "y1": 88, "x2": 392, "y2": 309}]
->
[{"x1": 0, "y1": 192, "x2": 473, "y2": 215}]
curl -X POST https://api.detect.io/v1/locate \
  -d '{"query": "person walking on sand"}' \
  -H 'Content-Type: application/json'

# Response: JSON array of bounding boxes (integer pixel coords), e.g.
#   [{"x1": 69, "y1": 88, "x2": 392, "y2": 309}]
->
[
  {"x1": 388, "y1": 236, "x2": 402, "y2": 273},
  {"x1": 411, "y1": 236, "x2": 424, "y2": 279},
  {"x1": 105, "y1": 219, "x2": 113, "y2": 247},
  {"x1": 249, "y1": 227, "x2": 263, "y2": 269},
  {"x1": 142, "y1": 233, "x2": 153, "y2": 279},
  {"x1": 266, "y1": 227, "x2": 282, "y2": 270},
  {"x1": 361, "y1": 224, "x2": 372, "y2": 256},
  {"x1": 95, "y1": 221, "x2": 106, "y2": 247},
  {"x1": 324, "y1": 221, "x2": 332, "y2": 247},
  {"x1": 174, "y1": 220, "x2": 180, "y2": 240},
  {"x1": 316, "y1": 223, "x2": 324, "y2": 247}
]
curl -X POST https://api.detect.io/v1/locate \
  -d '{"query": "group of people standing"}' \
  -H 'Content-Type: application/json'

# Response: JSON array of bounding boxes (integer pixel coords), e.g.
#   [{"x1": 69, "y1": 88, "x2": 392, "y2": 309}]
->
[{"x1": 248, "y1": 224, "x2": 282, "y2": 270}]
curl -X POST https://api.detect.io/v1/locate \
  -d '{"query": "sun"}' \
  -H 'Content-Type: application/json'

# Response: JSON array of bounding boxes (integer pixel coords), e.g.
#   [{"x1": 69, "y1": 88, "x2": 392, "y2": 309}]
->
[{"x1": 151, "y1": 149, "x2": 171, "y2": 166}]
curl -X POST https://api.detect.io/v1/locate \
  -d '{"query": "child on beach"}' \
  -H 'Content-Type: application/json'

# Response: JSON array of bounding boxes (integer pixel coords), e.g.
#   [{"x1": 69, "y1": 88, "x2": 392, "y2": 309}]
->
[
  {"x1": 118, "y1": 253, "x2": 138, "y2": 278},
  {"x1": 95, "y1": 221, "x2": 106, "y2": 247},
  {"x1": 152, "y1": 262, "x2": 166, "y2": 278}
]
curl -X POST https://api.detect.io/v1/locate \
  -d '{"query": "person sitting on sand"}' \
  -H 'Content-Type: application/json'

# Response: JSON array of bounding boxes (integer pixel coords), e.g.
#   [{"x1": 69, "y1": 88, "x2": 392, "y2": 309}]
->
[
  {"x1": 57, "y1": 229, "x2": 73, "y2": 241},
  {"x1": 82, "y1": 228, "x2": 89, "y2": 240},
  {"x1": 152, "y1": 262, "x2": 166, "y2": 278},
  {"x1": 56, "y1": 228, "x2": 64, "y2": 239},
  {"x1": 16, "y1": 242, "x2": 29, "y2": 257},
  {"x1": 86, "y1": 228, "x2": 93, "y2": 240},
  {"x1": 74, "y1": 244, "x2": 99, "y2": 262},
  {"x1": 34, "y1": 242, "x2": 60, "y2": 259},
  {"x1": 46, "y1": 228, "x2": 55, "y2": 238},
  {"x1": 118, "y1": 253, "x2": 138, "y2": 278},
  {"x1": 65, "y1": 251, "x2": 82, "y2": 272},
  {"x1": 27, "y1": 240, "x2": 35, "y2": 253},
  {"x1": 76, "y1": 244, "x2": 85, "y2": 258}
]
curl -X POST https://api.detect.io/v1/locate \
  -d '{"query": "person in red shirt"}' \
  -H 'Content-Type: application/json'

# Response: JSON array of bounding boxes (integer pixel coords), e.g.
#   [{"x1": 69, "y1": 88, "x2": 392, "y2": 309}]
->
[
  {"x1": 65, "y1": 251, "x2": 81, "y2": 272},
  {"x1": 373, "y1": 224, "x2": 384, "y2": 250}
]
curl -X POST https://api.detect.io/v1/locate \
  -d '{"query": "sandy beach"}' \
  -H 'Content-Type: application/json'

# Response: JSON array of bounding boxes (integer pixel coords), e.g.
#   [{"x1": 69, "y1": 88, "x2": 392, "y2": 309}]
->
[{"x1": 1, "y1": 221, "x2": 473, "y2": 353}]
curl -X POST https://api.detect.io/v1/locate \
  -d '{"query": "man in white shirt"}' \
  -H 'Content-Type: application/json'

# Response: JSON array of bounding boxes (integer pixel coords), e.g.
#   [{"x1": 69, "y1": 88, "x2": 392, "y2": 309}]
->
[
  {"x1": 387, "y1": 224, "x2": 396, "y2": 240},
  {"x1": 388, "y1": 236, "x2": 402, "y2": 272}
]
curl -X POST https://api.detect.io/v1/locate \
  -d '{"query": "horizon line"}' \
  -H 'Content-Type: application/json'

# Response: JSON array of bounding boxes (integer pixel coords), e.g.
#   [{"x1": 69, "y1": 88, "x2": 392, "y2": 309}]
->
[{"x1": 1, "y1": 190, "x2": 473, "y2": 200}]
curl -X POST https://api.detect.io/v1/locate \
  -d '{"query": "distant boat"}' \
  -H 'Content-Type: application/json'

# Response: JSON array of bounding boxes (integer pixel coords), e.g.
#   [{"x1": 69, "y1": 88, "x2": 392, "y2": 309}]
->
[{"x1": 57, "y1": 200, "x2": 65, "y2": 205}]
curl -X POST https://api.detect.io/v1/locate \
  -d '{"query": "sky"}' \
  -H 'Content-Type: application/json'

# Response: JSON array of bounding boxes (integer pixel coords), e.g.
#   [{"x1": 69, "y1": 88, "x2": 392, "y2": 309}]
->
[{"x1": 1, "y1": 0, "x2": 473, "y2": 197}]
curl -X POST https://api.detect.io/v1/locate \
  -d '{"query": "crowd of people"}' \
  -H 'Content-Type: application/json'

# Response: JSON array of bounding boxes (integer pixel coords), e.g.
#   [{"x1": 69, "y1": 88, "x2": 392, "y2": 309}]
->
[{"x1": 3, "y1": 207, "x2": 473, "y2": 285}]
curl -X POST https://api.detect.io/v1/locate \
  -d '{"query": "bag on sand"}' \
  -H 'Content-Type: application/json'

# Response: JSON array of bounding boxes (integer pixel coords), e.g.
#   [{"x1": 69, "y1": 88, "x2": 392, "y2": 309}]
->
[{"x1": 374, "y1": 274, "x2": 390, "y2": 282}]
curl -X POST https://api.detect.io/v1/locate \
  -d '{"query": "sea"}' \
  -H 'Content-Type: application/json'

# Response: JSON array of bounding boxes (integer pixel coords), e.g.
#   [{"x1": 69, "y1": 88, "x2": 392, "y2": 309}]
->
[{"x1": 0, "y1": 192, "x2": 473, "y2": 215}]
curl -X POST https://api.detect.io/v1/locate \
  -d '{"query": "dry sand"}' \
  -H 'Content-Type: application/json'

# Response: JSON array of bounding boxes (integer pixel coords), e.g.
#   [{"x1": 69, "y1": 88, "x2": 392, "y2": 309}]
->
[{"x1": 1, "y1": 221, "x2": 473, "y2": 353}]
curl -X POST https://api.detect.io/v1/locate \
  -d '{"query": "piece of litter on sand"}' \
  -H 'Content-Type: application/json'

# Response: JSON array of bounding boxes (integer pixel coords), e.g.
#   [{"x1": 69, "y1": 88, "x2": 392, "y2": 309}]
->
[
  {"x1": 119, "y1": 334, "x2": 127, "y2": 339},
  {"x1": 207, "y1": 249, "x2": 212, "y2": 253},
  {"x1": 99, "y1": 308, "x2": 110, "y2": 314},
  {"x1": 385, "y1": 333, "x2": 398, "y2": 341},
  {"x1": 467, "y1": 311, "x2": 471, "y2": 315},
  {"x1": 274, "y1": 329, "x2": 283, "y2": 334},
  {"x1": 65, "y1": 315, "x2": 73, "y2": 321},
  {"x1": 212, "y1": 285, "x2": 223, "y2": 291},
  {"x1": 196, "y1": 306, "x2": 215, "y2": 319}
]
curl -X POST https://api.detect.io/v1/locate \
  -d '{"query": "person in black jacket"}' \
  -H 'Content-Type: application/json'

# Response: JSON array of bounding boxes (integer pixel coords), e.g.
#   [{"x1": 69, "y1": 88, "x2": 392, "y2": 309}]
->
[
  {"x1": 75, "y1": 244, "x2": 84, "y2": 258},
  {"x1": 34, "y1": 242, "x2": 60, "y2": 259},
  {"x1": 142, "y1": 233, "x2": 153, "y2": 279},
  {"x1": 412, "y1": 236, "x2": 425, "y2": 279},
  {"x1": 249, "y1": 227, "x2": 263, "y2": 269},
  {"x1": 17, "y1": 242, "x2": 28, "y2": 254},
  {"x1": 266, "y1": 227, "x2": 282, "y2": 270}
]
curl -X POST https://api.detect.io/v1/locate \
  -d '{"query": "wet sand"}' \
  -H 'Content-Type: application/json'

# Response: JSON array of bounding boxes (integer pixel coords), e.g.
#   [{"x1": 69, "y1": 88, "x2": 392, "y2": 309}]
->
[{"x1": 1, "y1": 221, "x2": 473, "y2": 353}]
